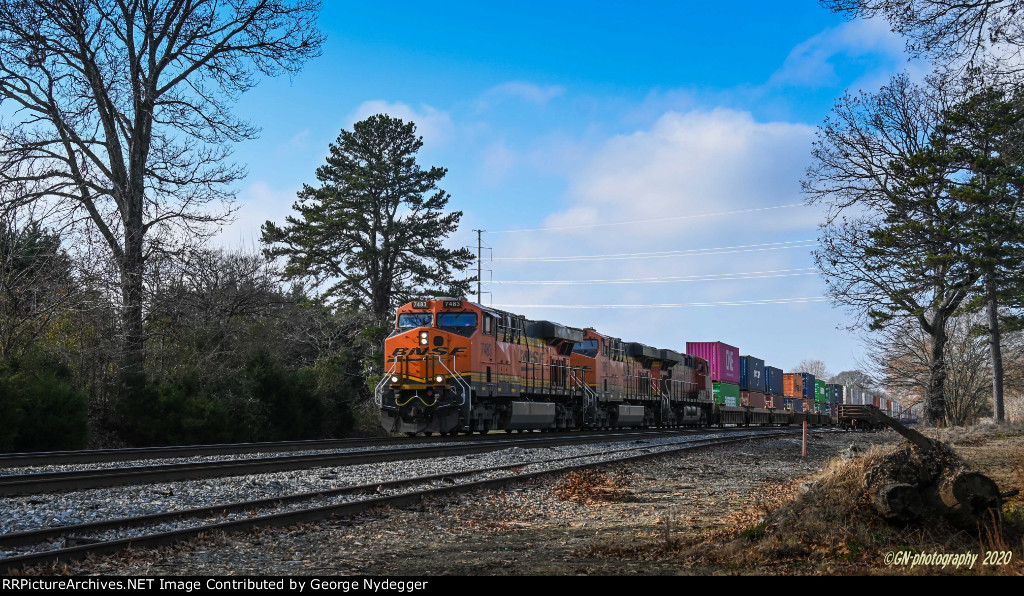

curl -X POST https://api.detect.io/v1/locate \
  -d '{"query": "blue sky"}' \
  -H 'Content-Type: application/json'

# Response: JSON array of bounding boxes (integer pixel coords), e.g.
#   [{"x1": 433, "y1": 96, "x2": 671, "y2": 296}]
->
[{"x1": 216, "y1": 1, "x2": 929, "y2": 379}]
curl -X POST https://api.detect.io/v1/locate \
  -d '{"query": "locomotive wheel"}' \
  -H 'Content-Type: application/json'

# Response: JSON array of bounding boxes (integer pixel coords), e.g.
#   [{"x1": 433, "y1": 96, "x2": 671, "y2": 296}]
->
[{"x1": 423, "y1": 432, "x2": 433, "y2": 437}]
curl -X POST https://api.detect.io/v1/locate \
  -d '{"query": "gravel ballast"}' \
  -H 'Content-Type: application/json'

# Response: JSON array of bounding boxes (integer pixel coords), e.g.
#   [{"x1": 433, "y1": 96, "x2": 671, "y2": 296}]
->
[{"x1": 8, "y1": 428, "x2": 903, "y2": 576}]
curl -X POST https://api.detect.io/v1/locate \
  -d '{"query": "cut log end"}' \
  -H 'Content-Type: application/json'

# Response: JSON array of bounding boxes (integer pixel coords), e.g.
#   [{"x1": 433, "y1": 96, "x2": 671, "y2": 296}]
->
[
  {"x1": 940, "y1": 471, "x2": 1002, "y2": 519},
  {"x1": 872, "y1": 482, "x2": 925, "y2": 522}
]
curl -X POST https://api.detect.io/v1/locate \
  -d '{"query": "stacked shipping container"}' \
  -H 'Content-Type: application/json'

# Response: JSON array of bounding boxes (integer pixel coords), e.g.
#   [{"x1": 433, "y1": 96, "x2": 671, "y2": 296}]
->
[
  {"x1": 713, "y1": 381, "x2": 741, "y2": 407},
  {"x1": 739, "y1": 355, "x2": 766, "y2": 408},
  {"x1": 686, "y1": 342, "x2": 739, "y2": 384},
  {"x1": 687, "y1": 342, "x2": 740, "y2": 407},
  {"x1": 799, "y1": 373, "x2": 816, "y2": 400},
  {"x1": 826, "y1": 384, "x2": 844, "y2": 405},
  {"x1": 782, "y1": 373, "x2": 804, "y2": 411},
  {"x1": 765, "y1": 366, "x2": 784, "y2": 408}
]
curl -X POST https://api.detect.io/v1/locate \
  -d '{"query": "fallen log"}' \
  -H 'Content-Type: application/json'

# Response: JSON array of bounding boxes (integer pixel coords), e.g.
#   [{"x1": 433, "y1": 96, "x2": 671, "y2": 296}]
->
[
  {"x1": 871, "y1": 481, "x2": 925, "y2": 522},
  {"x1": 862, "y1": 437, "x2": 1004, "y2": 528},
  {"x1": 938, "y1": 469, "x2": 1002, "y2": 522}
]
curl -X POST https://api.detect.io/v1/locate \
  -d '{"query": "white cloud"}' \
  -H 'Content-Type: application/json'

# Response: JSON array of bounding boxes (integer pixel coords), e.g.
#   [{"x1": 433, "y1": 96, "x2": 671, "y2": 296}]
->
[
  {"x1": 482, "y1": 107, "x2": 833, "y2": 365},
  {"x1": 212, "y1": 181, "x2": 300, "y2": 251},
  {"x1": 550, "y1": 108, "x2": 818, "y2": 239},
  {"x1": 348, "y1": 100, "x2": 454, "y2": 146},
  {"x1": 278, "y1": 129, "x2": 311, "y2": 154},
  {"x1": 769, "y1": 19, "x2": 907, "y2": 88},
  {"x1": 479, "y1": 139, "x2": 517, "y2": 185},
  {"x1": 481, "y1": 81, "x2": 566, "y2": 106}
]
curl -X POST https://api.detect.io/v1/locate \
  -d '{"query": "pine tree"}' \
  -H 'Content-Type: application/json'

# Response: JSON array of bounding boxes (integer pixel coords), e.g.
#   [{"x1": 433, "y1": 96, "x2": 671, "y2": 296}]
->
[
  {"x1": 937, "y1": 87, "x2": 1024, "y2": 422},
  {"x1": 262, "y1": 114, "x2": 475, "y2": 329},
  {"x1": 805, "y1": 74, "x2": 982, "y2": 426}
]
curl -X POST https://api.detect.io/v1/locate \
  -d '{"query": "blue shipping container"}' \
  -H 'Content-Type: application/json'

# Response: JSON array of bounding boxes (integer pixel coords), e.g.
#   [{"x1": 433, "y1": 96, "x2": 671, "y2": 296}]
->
[
  {"x1": 739, "y1": 356, "x2": 766, "y2": 393},
  {"x1": 799, "y1": 372, "x2": 816, "y2": 400},
  {"x1": 765, "y1": 366, "x2": 784, "y2": 395}
]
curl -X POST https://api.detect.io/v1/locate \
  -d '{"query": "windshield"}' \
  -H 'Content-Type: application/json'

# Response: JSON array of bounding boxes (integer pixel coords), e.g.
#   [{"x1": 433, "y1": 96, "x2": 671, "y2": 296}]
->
[
  {"x1": 437, "y1": 313, "x2": 476, "y2": 327},
  {"x1": 437, "y1": 312, "x2": 477, "y2": 337},
  {"x1": 397, "y1": 313, "x2": 433, "y2": 329},
  {"x1": 572, "y1": 339, "x2": 599, "y2": 357}
]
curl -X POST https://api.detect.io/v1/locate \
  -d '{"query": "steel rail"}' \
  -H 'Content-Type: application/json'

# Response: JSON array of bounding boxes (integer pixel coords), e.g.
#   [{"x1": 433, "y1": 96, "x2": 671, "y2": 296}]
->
[
  {"x1": 0, "y1": 429, "x2": 803, "y2": 573},
  {"x1": 0, "y1": 424, "x2": 739, "y2": 469},
  {"x1": 0, "y1": 438, "x2": 407, "y2": 468},
  {"x1": 0, "y1": 427, "x2": 747, "y2": 496}
]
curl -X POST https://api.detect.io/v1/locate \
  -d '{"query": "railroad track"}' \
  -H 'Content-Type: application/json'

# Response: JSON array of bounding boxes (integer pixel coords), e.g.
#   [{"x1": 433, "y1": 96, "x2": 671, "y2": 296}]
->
[
  {"x1": 0, "y1": 427, "x2": 765, "y2": 496},
  {"x1": 0, "y1": 428, "x2": 804, "y2": 572},
  {"x1": 0, "y1": 434, "x2": 504, "y2": 469}
]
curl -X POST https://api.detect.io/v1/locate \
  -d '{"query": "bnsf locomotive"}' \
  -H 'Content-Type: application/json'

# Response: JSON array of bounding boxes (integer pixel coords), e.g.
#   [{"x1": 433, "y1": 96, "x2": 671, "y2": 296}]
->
[{"x1": 376, "y1": 298, "x2": 826, "y2": 436}]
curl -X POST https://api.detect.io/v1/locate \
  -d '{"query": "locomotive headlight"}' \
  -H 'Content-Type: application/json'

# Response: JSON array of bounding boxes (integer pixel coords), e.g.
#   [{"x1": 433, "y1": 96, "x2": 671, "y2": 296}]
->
[
  {"x1": 419, "y1": 331, "x2": 428, "y2": 345},
  {"x1": 391, "y1": 375, "x2": 400, "y2": 384},
  {"x1": 435, "y1": 375, "x2": 444, "y2": 384}
]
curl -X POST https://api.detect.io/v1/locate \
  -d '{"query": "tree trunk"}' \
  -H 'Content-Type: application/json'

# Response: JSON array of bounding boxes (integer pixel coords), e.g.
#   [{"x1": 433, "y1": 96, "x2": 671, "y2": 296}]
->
[
  {"x1": 926, "y1": 312, "x2": 949, "y2": 426},
  {"x1": 119, "y1": 224, "x2": 146, "y2": 397},
  {"x1": 987, "y1": 287, "x2": 1005, "y2": 422}
]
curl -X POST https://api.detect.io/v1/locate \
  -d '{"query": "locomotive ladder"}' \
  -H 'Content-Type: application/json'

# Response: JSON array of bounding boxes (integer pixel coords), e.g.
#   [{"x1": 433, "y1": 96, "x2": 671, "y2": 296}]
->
[
  {"x1": 434, "y1": 354, "x2": 472, "y2": 415},
  {"x1": 373, "y1": 360, "x2": 400, "y2": 407},
  {"x1": 569, "y1": 369, "x2": 598, "y2": 423}
]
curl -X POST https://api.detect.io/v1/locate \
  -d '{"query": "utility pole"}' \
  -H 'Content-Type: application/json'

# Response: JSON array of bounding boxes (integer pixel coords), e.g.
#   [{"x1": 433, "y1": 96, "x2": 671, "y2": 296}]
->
[{"x1": 475, "y1": 229, "x2": 484, "y2": 303}]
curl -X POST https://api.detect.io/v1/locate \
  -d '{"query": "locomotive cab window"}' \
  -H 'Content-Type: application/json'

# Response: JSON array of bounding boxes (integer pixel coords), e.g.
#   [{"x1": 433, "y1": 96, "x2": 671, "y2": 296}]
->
[
  {"x1": 437, "y1": 312, "x2": 477, "y2": 337},
  {"x1": 397, "y1": 313, "x2": 433, "y2": 329},
  {"x1": 572, "y1": 339, "x2": 599, "y2": 357},
  {"x1": 483, "y1": 315, "x2": 494, "y2": 336}
]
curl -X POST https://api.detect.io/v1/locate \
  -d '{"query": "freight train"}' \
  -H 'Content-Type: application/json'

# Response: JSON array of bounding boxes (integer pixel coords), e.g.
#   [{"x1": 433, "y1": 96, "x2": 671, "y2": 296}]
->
[{"x1": 375, "y1": 298, "x2": 847, "y2": 436}]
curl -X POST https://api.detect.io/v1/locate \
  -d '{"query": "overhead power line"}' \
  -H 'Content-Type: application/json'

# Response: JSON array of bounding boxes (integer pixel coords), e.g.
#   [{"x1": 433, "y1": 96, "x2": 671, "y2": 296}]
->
[
  {"x1": 489, "y1": 203, "x2": 806, "y2": 234},
  {"x1": 491, "y1": 296, "x2": 833, "y2": 309},
  {"x1": 484, "y1": 267, "x2": 819, "y2": 285},
  {"x1": 491, "y1": 240, "x2": 819, "y2": 262}
]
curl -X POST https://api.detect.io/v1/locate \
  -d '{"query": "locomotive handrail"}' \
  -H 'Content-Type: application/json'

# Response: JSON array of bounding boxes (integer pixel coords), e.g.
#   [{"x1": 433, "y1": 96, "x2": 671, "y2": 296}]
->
[
  {"x1": 518, "y1": 361, "x2": 584, "y2": 393},
  {"x1": 622, "y1": 373, "x2": 656, "y2": 400},
  {"x1": 568, "y1": 368, "x2": 597, "y2": 419},
  {"x1": 660, "y1": 377, "x2": 698, "y2": 401},
  {"x1": 434, "y1": 355, "x2": 472, "y2": 411},
  {"x1": 373, "y1": 360, "x2": 399, "y2": 407}
]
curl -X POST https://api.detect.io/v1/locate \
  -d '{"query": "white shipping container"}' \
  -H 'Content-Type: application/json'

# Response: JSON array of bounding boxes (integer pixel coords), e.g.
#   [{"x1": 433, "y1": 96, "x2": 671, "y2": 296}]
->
[{"x1": 844, "y1": 386, "x2": 869, "y2": 405}]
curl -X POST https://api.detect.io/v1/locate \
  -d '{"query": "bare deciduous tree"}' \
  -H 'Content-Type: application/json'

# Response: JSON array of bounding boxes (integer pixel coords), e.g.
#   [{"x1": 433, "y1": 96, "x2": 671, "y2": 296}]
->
[
  {"x1": 792, "y1": 358, "x2": 831, "y2": 381},
  {"x1": 0, "y1": 0, "x2": 324, "y2": 393},
  {"x1": 823, "y1": 0, "x2": 1024, "y2": 78},
  {"x1": 830, "y1": 369, "x2": 878, "y2": 390},
  {"x1": 804, "y1": 73, "x2": 982, "y2": 425},
  {"x1": 867, "y1": 312, "x2": 1006, "y2": 425}
]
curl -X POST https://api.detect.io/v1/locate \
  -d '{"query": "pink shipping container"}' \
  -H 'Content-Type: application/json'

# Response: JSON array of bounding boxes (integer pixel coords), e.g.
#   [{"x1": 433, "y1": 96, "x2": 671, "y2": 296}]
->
[{"x1": 686, "y1": 341, "x2": 740, "y2": 385}]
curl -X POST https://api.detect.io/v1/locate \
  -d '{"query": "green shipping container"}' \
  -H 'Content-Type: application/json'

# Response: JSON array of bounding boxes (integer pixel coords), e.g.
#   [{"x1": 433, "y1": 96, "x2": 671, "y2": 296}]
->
[
  {"x1": 815, "y1": 379, "x2": 828, "y2": 403},
  {"x1": 713, "y1": 382, "x2": 741, "y2": 407}
]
